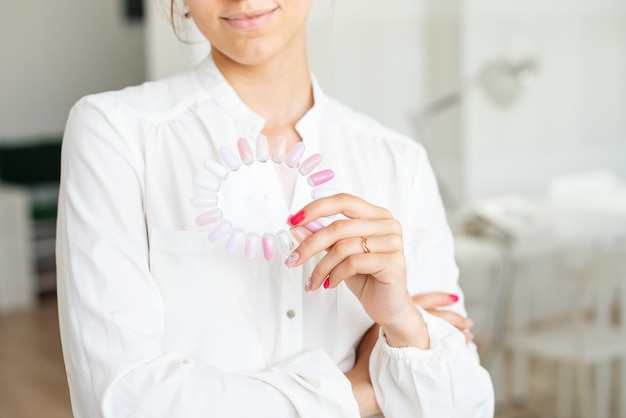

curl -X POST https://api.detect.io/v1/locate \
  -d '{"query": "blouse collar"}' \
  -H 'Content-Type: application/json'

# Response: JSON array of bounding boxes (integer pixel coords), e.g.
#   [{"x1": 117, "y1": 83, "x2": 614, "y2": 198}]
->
[{"x1": 195, "y1": 55, "x2": 325, "y2": 150}]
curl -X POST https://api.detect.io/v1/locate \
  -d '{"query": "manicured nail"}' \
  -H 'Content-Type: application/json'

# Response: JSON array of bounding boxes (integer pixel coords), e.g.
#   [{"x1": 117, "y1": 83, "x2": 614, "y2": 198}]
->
[
  {"x1": 298, "y1": 153, "x2": 322, "y2": 175},
  {"x1": 290, "y1": 226, "x2": 309, "y2": 243},
  {"x1": 203, "y1": 159, "x2": 230, "y2": 180},
  {"x1": 304, "y1": 277, "x2": 312, "y2": 292},
  {"x1": 195, "y1": 208, "x2": 222, "y2": 226},
  {"x1": 190, "y1": 194, "x2": 218, "y2": 207},
  {"x1": 262, "y1": 233, "x2": 275, "y2": 260},
  {"x1": 237, "y1": 137, "x2": 254, "y2": 165},
  {"x1": 289, "y1": 211, "x2": 306, "y2": 226},
  {"x1": 208, "y1": 220, "x2": 232, "y2": 243},
  {"x1": 323, "y1": 276, "x2": 330, "y2": 289},
  {"x1": 219, "y1": 145, "x2": 241, "y2": 171},
  {"x1": 256, "y1": 134, "x2": 269, "y2": 162},
  {"x1": 193, "y1": 176, "x2": 220, "y2": 192},
  {"x1": 304, "y1": 220, "x2": 324, "y2": 233},
  {"x1": 307, "y1": 169, "x2": 334, "y2": 187},
  {"x1": 244, "y1": 233, "x2": 260, "y2": 260},
  {"x1": 449, "y1": 294, "x2": 459, "y2": 302},
  {"x1": 285, "y1": 142, "x2": 306, "y2": 168},
  {"x1": 226, "y1": 228, "x2": 245, "y2": 253},
  {"x1": 285, "y1": 252, "x2": 299, "y2": 267},
  {"x1": 271, "y1": 136, "x2": 287, "y2": 163}
]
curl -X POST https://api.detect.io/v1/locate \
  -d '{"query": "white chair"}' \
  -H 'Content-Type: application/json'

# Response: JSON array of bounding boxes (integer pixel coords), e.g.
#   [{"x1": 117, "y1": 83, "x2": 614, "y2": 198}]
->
[{"x1": 506, "y1": 240, "x2": 626, "y2": 418}]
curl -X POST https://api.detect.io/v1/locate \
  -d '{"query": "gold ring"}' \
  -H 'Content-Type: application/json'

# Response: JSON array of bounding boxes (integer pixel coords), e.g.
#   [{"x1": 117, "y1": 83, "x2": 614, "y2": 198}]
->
[{"x1": 361, "y1": 236, "x2": 370, "y2": 254}]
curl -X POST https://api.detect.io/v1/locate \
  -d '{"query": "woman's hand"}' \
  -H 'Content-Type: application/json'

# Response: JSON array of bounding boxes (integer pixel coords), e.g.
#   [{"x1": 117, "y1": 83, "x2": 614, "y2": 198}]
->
[
  {"x1": 285, "y1": 193, "x2": 428, "y2": 349},
  {"x1": 412, "y1": 292, "x2": 475, "y2": 345}
]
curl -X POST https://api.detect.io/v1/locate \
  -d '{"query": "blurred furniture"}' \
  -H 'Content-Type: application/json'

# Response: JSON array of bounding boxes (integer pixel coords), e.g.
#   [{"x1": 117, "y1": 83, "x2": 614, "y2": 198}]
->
[
  {"x1": 0, "y1": 186, "x2": 35, "y2": 312},
  {"x1": 506, "y1": 240, "x2": 626, "y2": 418},
  {"x1": 0, "y1": 138, "x2": 62, "y2": 302},
  {"x1": 452, "y1": 174, "x2": 626, "y2": 407}
]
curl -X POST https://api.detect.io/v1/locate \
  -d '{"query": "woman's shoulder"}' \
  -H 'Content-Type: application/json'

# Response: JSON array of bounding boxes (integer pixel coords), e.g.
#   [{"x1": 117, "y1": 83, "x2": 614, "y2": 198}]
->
[{"x1": 71, "y1": 67, "x2": 212, "y2": 123}]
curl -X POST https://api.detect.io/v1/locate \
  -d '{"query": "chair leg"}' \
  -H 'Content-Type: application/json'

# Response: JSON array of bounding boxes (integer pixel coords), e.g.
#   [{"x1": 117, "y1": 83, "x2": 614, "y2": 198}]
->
[
  {"x1": 594, "y1": 361, "x2": 610, "y2": 418},
  {"x1": 556, "y1": 362, "x2": 573, "y2": 418},
  {"x1": 621, "y1": 358, "x2": 626, "y2": 418},
  {"x1": 511, "y1": 351, "x2": 529, "y2": 405},
  {"x1": 576, "y1": 364, "x2": 591, "y2": 418}
]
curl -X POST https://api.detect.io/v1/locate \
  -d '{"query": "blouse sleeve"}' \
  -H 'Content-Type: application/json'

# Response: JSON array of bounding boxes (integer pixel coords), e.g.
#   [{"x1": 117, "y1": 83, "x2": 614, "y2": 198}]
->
[
  {"x1": 56, "y1": 98, "x2": 360, "y2": 418},
  {"x1": 367, "y1": 147, "x2": 494, "y2": 417}
]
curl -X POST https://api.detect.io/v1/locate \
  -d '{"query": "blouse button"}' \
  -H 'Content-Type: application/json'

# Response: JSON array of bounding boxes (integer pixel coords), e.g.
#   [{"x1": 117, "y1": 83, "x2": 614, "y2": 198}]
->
[{"x1": 286, "y1": 309, "x2": 296, "y2": 319}]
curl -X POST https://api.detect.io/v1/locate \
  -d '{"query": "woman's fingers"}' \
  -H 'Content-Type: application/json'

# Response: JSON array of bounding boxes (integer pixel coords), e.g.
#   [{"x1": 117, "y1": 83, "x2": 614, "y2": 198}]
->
[
  {"x1": 426, "y1": 308, "x2": 474, "y2": 332},
  {"x1": 412, "y1": 292, "x2": 460, "y2": 310},
  {"x1": 288, "y1": 193, "x2": 392, "y2": 227}
]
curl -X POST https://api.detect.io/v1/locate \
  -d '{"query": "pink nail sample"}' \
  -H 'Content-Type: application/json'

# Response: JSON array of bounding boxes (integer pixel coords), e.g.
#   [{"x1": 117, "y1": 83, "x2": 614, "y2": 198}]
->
[
  {"x1": 219, "y1": 145, "x2": 241, "y2": 171},
  {"x1": 311, "y1": 187, "x2": 338, "y2": 200},
  {"x1": 226, "y1": 228, "x2": 245, "y2": 253},
  {"x1": 290, "y1": 226, "x2": 309, "y2": 243},
  {"x1": 262, "y1": 233, "x2": 275, "y2": 260},
  {"x1": 190, "y1": 194, "x2": 218, "y2": 207},
  {"x1": 208, "y1": 220, "x2": 232, "y2": 243},
  {"x1": 193, "y1": 176, "x2": 220, "y2": 192},
  {"x1": 245, "y1": 233, "x2": 260, "y2": 260},
  {"x1": 304, "y1": 220, "x2": 324, "y2": 233},
  {"x1": 285, "y1": 142, "x2": 305, "y2": 168},
  {"x1": 271, "y1": 135, "x2": 287, "y2": 163},
  {"x1": 307, "y1": 169, "x2": 334, "y2": 187},
  {"x1": 203, "y1": 159, "x2": 229, "y2": 180},
  {"x1": 256, "y1": 134, "x2": 269, "y2": 162},
  {"x1": 298, "y1": 153, "x2": 322, "y2": 175},
  {"x1": 237, "y1": 137, "x2": 254, "y2": 165},
  {"x1": 195, "y1": 208, "x2": 222, "y2": 225}
]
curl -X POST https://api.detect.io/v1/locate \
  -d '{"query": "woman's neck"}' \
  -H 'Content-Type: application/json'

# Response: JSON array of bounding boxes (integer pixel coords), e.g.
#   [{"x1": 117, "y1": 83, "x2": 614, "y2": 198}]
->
[{"x1": 212, "y1": 43, "x2": 313, "y2": 146}]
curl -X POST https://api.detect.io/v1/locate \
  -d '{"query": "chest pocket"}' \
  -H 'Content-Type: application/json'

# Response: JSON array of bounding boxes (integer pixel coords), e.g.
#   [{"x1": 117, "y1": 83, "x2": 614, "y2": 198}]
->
[{"x1": 149, "y1": 228, "x2": 266, "y2": 371}]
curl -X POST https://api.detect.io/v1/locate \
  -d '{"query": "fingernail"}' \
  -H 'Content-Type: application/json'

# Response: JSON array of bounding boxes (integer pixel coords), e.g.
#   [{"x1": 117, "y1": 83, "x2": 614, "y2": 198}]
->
[
  {"x1": 285, "y1": 142, "x2": 306, "y2": 168},
  {"x1": 219, "y1": 145, "x2": 241, "y2": 171},
  {"x1": 449, "y1": 294, "x2": 459, "y2": 302},
  {"x1": 193, "y1": 176, "x2": 220, "y2": 192},
  {"x1": 208, "y1": 220, "x2": 232, "y2": 243},
  {"x1": 298, "y1": 153, "x2": 322, "y2": 175},
  {"x1": 289, "y1": 211, "x2": 306, "y2": 226},
  {"x1": 304, "y1": 220, "x2": 324, "y2": 232},
  {"x1": 244, "y1": 233, "x2": 260, "y2": 260},
  {"x1": 262, "y1": 233, "x2": 275, "y2": 260},
  {"x1": 290, "y1": 226, "x2": 309, "y2": 243},
  {"x1": 323, "y1": 276, "x2": 330, "y2": 289},
  {"x1": 304, "y1": 277, "x2": 312, "y2": 292},
  {"x1": 190, "y1": 194, "x2": 218, "y2": 207},
  {"x1": 225, "y1": 228, "x2": 245, "y2": 253},
  {"x1": 237, "y1": 137, "x2": 254, "y2": 165},
  {"x1": 203, "y1": 159, "x2": 230, "y2": 180},
  {"x1": 256, "y1": 134, "x2": 269, "y2": 162},
  {"x1": 195, "y1": 208, "x2": 222, "y2": 226},
  {"x1": 271, "y1": 135, "x2": 287, "y2": 163},
  {"x1": 285, "y1": 252, "x2": 299, "y2": 267},
  {"x1": 307, "y1": 169, "x2": 334, "y2": 187}
]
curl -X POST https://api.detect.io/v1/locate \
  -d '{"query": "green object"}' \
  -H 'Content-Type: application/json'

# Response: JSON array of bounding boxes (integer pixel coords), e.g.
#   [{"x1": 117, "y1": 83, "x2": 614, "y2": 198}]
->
[{"x1": 0, "y1": 137, "x2": 62, "y2": 220}]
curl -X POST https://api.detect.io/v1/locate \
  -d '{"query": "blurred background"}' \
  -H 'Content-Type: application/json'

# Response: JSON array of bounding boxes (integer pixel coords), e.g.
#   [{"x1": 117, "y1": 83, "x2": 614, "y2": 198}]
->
[{"x1": 1, "y1": 0, "x2": 625, "y2": 417}]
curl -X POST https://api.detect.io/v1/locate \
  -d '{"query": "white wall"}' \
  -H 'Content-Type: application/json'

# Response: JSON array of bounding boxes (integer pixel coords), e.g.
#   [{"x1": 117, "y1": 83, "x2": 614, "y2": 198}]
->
[
  {"x1": 0, "y1": 0, "x2": 145, "y2": 141},
  {"x1": 459, "y1": 0, "x2": 626, "y2": 203}
]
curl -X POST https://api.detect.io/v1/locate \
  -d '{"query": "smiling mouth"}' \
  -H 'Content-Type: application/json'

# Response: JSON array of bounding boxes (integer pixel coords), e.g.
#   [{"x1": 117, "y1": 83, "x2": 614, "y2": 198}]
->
[{"x1": 221, "y1": 8, "x2": 278, "y2": 30}]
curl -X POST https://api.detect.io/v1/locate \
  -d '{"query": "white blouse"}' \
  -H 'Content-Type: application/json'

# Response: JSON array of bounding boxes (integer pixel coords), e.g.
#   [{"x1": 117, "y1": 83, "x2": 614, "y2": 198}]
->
[{"x1": 56, "y1": 56, "x2": 494, "y2": 418}]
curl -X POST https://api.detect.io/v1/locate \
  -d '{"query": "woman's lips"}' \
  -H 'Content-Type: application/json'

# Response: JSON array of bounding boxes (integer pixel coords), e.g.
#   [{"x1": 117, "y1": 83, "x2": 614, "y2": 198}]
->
[{"x1": 222, "y1": 8, "x2": 277, "y2": 30}]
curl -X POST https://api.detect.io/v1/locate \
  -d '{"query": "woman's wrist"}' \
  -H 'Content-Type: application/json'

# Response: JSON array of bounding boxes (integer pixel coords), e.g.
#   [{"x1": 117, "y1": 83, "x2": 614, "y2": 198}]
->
[
  {"x1": 345, "y1": 369, "x2": 381, "y2": 417},
  {"x1": 380, "y1": 303, "x2": 430, "y2": 349}
]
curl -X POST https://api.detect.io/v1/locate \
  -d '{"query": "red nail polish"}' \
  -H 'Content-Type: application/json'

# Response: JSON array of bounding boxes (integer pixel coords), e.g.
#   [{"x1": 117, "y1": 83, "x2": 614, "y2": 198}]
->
[
  {"x1": 323, "y1": 276, "x2": 330, "y2": 289},
  {"x1": 449, "y1": 294, "x2": 459, "y2": 302},
  {"x1": 289, "y1": 211, "x2": 306, "y2": 226}
]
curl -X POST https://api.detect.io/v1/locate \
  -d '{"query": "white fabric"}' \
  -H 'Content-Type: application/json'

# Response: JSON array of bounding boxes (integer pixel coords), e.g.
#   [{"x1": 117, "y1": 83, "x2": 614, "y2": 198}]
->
[{"x1": 56, "y1": 56, "x2": 494, "y2": 418}]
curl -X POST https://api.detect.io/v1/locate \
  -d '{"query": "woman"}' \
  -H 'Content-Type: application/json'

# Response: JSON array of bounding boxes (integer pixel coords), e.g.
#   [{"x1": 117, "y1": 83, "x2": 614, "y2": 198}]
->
[{"x1": 56, "y1": 0, "x2": 494, "y2": 416}]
